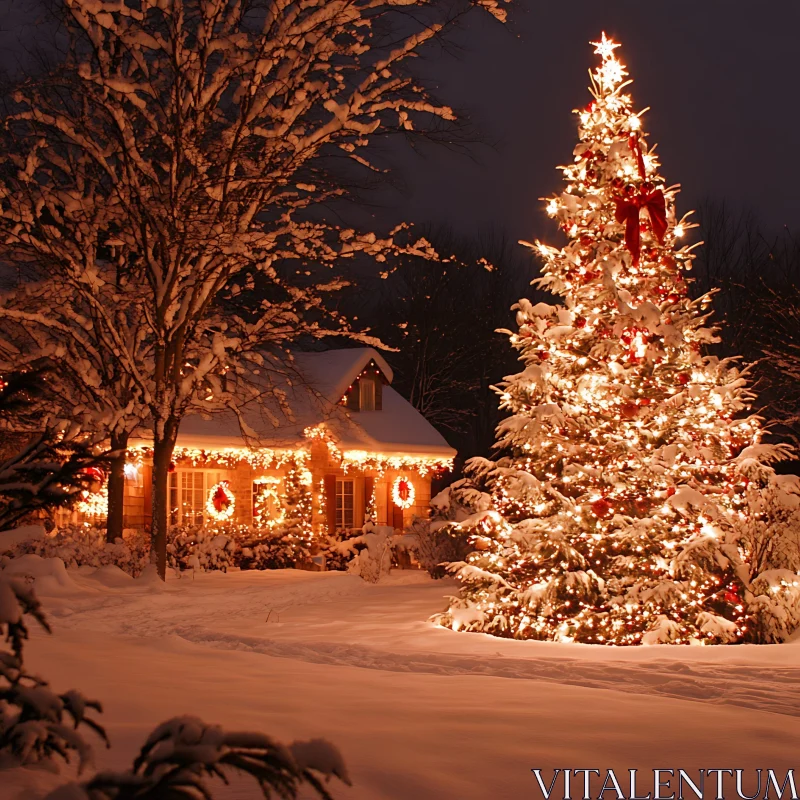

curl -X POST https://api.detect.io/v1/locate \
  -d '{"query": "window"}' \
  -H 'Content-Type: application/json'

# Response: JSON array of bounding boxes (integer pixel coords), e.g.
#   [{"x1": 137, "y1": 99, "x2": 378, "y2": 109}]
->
[
  {"x1": 336, "y1": 479, "x2": 354, "y2": 530},
  {"x1": 359, "y1": 377, "x2": 376, "y2": 411},
  {"x1": 169, "y1": 470, "x2": 230, "y2": 525}
]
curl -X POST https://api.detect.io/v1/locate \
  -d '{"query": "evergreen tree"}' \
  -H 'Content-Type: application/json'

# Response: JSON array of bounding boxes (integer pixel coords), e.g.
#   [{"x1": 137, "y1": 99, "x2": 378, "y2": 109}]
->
[{"x1": 436, "y1": 35, "x2": 798, "y2": 645}]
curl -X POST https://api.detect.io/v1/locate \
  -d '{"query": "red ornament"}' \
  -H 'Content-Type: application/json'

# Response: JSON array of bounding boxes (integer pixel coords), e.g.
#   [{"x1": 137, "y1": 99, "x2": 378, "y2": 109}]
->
[
  {"x1": 620, "y1": 401, "x2": 639, "y2": 419},
  {"x1": 591, "y1": 498, "x2": 613, "y2": 519},
  {"x1": 586, "y1": 168, "x2": 597, "y2": 182},
  {"x1": 677, "y1": 373, "x2": 690, "y2": 385},
  {"x1": 574, "y1": 316, "x2": 587, "y2": 328},
  {"x1": 538, "y1": 349, "x2": 550, "y2": 360},
  {"x1": 666, "y1": 486, "x2": 677, "y2": 497},
  {"x1": 723, "y1": 589, "x2": 740, "y2": 605},
  {"x1": 666, "y1": 293, "x2": 681, "y2": 304}
]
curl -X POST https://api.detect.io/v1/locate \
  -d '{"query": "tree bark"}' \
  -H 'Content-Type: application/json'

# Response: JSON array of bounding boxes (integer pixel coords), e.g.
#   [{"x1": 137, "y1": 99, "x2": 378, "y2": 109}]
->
[
  {"x1": 150, "y1": 420, "x2": 179, "y2": 580},
  {"x1": 106, "y1": 430, "x2": 129, "y2": 544}
]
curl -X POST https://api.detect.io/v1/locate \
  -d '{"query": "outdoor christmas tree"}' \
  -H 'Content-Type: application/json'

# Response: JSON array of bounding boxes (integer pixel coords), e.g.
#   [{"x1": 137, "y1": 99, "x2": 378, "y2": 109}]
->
[{"x1": 436, "y1": 35, "x2": 800, "y2": 645}]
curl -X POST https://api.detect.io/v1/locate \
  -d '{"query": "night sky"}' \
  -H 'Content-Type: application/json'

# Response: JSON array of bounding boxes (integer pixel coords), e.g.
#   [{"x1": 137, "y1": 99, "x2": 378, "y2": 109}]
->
[
  {"x1": 2, "y1": 1, "x2": 799, "y2": 252},
  {"x1": 390, "y1": 1, "x2": 800, "y2": 248}
]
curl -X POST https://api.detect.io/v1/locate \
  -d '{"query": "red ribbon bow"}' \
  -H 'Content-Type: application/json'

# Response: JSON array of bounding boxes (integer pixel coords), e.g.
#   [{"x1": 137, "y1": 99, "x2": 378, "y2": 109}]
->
[
  {"x1": 614, "y1": 188, "x2": 667, "y2": 264},
  {"x1": 613, "y1": 134, "x2": 667, "y2": 264}
]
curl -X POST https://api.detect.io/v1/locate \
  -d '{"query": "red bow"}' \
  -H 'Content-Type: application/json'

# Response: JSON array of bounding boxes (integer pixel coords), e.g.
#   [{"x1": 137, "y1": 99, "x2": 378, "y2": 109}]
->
[
  {"x1": 614, "y1": 187, "x2": 667, "y2": 264},
  {"x1": 613, "y1": 133, "x2": 667, "y2": 264}
]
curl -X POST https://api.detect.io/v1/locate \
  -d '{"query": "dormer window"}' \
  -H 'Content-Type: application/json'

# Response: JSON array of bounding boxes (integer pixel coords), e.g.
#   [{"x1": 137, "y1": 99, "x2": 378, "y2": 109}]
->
[
  {"x1": 344, "y1": 362, "x2": 384, "y2": 412},
  {"x1": 359, "y1": 376, "x2": 376, "y2": 410}
]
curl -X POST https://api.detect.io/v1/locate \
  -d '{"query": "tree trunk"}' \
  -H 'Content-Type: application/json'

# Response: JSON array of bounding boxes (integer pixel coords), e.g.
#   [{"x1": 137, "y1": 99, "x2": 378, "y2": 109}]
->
[
  {"x1": 150, "y1": 421, "x2": 179, "y2": 580},
  {"x1": 106, "y1": 431, "x2": 129, "y2": 544}
]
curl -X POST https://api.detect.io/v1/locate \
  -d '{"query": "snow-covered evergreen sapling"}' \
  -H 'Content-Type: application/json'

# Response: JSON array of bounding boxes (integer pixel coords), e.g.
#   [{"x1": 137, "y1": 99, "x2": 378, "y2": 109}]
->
[
  {"x1": 435, "y1": 35, "x2": 800, "y2": 645},
  {"x1": 0, "y1": 369, "x2": 112, "y2": 532},
  {"x1": 0, "y1": 575, "x2": 108, "y2": 769},
  {"x1": 46, "y1": 716, "x2": 350, "y2": 800}
]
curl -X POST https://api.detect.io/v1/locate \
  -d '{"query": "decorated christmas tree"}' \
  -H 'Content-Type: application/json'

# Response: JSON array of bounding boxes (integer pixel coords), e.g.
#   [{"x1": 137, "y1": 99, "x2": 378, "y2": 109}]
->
[{"x1": 436, "y1": 35, "x2": 800, "y2": 645}]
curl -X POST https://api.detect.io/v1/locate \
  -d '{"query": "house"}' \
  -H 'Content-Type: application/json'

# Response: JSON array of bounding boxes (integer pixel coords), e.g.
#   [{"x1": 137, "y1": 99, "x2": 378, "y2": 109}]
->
[{"x1": 70, "y1": 348, "x2": 456, "y2": 536}]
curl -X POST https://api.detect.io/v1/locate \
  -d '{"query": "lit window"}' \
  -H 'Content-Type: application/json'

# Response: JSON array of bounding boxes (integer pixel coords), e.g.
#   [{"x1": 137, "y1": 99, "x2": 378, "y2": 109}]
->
[
  {"x1": 336, "y1": 479, "x2": 354, "y2": 529},
  {"x1": 169, "y1": 470, "x2": 228, "y2": 525},
  {"x1": 359, "y1": 378, "x2": 376, "y2": 411}
]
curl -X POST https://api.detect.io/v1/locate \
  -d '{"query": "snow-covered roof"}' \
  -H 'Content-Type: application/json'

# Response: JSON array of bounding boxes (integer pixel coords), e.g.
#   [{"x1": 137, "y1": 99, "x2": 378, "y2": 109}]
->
[{"x1": 136, "y1": 348, "x2": 454, "y2": 459}]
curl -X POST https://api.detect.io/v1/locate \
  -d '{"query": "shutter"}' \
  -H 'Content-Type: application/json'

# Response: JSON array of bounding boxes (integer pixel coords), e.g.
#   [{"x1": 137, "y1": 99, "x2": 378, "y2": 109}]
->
[
  {"x1": 375, "y1": 378, "x2": 382, "y2": 411},
  {"x1": 324, "y1": 474, "x2": 337, "y2": 533}
]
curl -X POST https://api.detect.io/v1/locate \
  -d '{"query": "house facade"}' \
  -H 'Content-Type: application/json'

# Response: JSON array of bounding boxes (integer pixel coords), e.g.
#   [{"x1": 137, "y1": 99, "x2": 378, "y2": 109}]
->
[{"x1": 67, "y1": 348, "x2": 455, "y2": 536}]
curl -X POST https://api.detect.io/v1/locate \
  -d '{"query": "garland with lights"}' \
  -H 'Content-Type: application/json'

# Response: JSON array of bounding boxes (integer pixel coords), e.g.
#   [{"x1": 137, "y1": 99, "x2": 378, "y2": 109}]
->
[
  {"x1": 392, "y1": 476, "x2": 415, "y2": 509},
  {"x1": 206, "y1": 481, "x2": 236, "y2": 521},
  {"x1": 129, "y1": 445, "x2": 305, "y2": 471},
  {"x1": 435, "y1": 34, "x2": 795, "y2": 646},
  {"x1": 252, "y1": 477, "x2": 284, "y2": 531}
]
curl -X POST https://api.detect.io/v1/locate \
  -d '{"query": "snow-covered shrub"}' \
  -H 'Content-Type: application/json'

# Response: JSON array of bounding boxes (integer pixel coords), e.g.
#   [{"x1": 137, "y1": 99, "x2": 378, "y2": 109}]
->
[
  {"x1": 402, "y1": 517, "x2": 472, "y2": 579},
  {"x1": 4, "y1": 525, "x2": 150, "y2": 577},
  {"x1": 47, "y1": 716, "x2": 350, "y2": 800},
  {"x1": 430, "y1": 478, "x2": 493, "y2": 525},
  {"x1": 737, "y1": 474, "x2": 800, "y2": 642},
  {"x1": 0, "y1": 575, "x2": 107, "y2": 771},
  {"x1": 168, "y1": 525, "x2": 239, "y2": 573},
  {"x1": 318, "y1": 528, "x2": 362, "y2": 572},
  {"x1": 168, "y1": 523, "x2": 310, "y2": 573}
]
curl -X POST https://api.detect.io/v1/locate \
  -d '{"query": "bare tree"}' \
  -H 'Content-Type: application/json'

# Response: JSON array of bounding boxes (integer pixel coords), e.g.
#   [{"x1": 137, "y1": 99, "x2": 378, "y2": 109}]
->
[
  {"x1": 0, "y1": 0, "x2": 509, "y2": 576},
  {"x1": 368, "y1": 228, "x2": 536, "y2": 460}
]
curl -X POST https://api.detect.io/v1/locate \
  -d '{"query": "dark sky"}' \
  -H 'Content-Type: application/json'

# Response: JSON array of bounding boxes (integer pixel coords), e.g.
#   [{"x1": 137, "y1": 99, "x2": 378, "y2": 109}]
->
[
  {"x1": 2, "y1": 1, "x2": 799, "y2": 250},
  {"x1": 390, "y1": 1, "x2": 800, "y2": 247}
]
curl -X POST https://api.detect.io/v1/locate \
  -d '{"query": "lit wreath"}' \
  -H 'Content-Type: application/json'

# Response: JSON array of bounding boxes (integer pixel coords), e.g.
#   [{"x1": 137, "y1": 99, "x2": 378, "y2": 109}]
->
[
  {"x1": 206, "y1": 480, "x2": 236, "y2": 521},
  {"x1": 391, "y1": 476, "x2": 415, "y2": 509}
]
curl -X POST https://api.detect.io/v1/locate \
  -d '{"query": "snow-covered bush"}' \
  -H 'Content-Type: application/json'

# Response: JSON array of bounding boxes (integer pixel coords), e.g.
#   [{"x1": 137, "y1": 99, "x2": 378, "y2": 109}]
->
[
  {"x1": 338, "y1": 524, "x2": 396, "y2": 583},
  {"x1": 47, "y1": 716, "x2": 350, "y2": 800},
  {"x1": 402, "y1": 517, "x2": 472, "y2": 579},
  {"x1": 4, "y1": 526, "x2": 150, "y2": 577},
  {"x1": 737, "y1": 473, "x2": 800, "y2": 643},
  {"x1": 0, "y1": 575, "x2": 107, "y2": 771},
  {"x1": 169, "y1": 523, "x2": 310, "y2": 573},
  {"x1": 430, "y1": 478, "x2": 493, "y2": 525}
]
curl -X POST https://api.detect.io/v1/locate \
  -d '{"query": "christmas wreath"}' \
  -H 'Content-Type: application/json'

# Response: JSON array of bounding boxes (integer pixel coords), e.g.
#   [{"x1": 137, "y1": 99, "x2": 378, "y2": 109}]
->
[
  {"x1": 206, "y1": 480, "x2": 236, "y2": 521},
  {"x1": 391, "y1": 476, "x2": 415, "y2": 509}
]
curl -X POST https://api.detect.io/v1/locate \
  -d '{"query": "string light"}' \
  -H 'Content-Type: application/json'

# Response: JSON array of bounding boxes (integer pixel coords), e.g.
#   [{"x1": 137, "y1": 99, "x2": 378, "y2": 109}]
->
[
  {"x1": 391, "y1": 476, "x2": 416, "y2": 509},
  {"x1": 206, "y1": 481, "x2": 236, "y2": 521},
  {"x1": 434, "y1": 34, "x2": 785, "y2": 647}
]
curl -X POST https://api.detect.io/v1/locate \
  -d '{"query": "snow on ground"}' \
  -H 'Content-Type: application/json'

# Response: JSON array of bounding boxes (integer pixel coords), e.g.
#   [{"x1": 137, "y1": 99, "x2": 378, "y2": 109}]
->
[{"x1": 5, "y1": 562, "x2": 800, "y2": 799}]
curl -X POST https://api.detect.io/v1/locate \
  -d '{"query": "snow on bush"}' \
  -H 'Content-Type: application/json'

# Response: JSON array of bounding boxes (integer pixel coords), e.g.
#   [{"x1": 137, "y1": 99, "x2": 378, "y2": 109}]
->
[
  {"x1": 3, "y1": 525, "x2": 150, "y2": 577},
  {"x1": 0, "y1": 575, "x2": 107, "y2": 771},
  {"x1": 47, "y1": 716, "x2": 350, "y2": 800},
  {"x1": 169, "y1": 523, "x2": 311, "y2": 573}
]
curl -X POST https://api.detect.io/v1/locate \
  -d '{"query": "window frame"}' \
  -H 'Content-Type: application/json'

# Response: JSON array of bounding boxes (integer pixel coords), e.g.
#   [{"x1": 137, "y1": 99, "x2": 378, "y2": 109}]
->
[
  {"x1": 335, "y1": 478, "x2": 355, "y2": 530},
  {"x1": 358, "y1": 377, "x2": 376, "y2": 411},
  {"x1": 169, "y1": 468, "x2": 232, "y2": 526}
]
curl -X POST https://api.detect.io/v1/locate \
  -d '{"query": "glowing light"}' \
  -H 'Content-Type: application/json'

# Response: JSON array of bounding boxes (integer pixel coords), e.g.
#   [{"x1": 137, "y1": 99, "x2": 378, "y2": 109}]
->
[
  {"x1": 590, "y1": 32, "x2": 620, "y2": 60},
  {"x1": 206, "y1": 481, "x2": 236, "y2": 521},
  {"x1": 391, "y1": 476, "x2": 416, "y2": 509}
]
